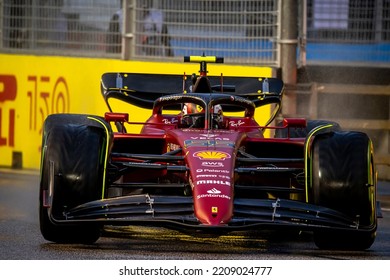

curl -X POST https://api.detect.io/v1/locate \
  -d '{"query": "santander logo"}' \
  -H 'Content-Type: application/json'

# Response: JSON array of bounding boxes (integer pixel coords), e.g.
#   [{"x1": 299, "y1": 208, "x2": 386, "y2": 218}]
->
[
  {"x1": 207, "y1": 188, "x2": 221, "y2": 194},
  {"x1": 197, "y1": 188, "x2": 231, "y2": 200}
]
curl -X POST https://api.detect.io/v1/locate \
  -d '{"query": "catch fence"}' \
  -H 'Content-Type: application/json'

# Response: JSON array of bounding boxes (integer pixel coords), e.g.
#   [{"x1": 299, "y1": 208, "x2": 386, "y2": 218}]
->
[{"x1": 1, "y1": 0, "x2": 389, "y2": 65}]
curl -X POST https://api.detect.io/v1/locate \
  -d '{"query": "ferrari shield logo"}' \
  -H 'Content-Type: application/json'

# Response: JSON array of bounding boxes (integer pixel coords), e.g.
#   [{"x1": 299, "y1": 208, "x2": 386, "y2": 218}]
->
[{"x1": 212, "y1": 207, "x2": 218, "y2": 213}]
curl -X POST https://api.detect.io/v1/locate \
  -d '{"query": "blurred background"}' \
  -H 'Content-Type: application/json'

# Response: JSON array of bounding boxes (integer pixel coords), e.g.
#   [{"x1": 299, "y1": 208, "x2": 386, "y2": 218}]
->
[{"x1": 2, "y1": 0, "x2": 389, "y2": 64}]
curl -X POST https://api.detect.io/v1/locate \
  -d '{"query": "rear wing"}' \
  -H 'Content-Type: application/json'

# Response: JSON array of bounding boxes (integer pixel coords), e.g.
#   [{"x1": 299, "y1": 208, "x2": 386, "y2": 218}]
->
[{"x1": 100, "y1": 73, "x2": 284, "y2": 110}]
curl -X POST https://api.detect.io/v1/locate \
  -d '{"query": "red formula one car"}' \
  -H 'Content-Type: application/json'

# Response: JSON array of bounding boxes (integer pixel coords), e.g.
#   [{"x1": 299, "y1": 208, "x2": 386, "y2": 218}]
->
[{"x1": 39, "y1": 56, "x2": 378, "y2": 250}]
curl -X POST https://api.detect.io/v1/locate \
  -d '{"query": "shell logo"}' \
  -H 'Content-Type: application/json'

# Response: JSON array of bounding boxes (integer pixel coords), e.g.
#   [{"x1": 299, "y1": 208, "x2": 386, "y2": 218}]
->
[{"x1": 193, "y1": 150, "x2": 231, "y2": 160}]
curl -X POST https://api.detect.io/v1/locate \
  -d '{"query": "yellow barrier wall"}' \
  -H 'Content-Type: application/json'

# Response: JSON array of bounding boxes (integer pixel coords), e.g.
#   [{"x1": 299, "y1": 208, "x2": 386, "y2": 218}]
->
[{"x1": 0, "y1": 54, "x2": 273, "y2": 169}]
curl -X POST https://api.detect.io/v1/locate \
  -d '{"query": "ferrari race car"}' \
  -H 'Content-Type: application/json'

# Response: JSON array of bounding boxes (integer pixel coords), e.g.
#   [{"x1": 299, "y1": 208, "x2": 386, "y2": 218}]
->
[{"x1": 39, "y1": 56, "x2": 378, "y2": 250}]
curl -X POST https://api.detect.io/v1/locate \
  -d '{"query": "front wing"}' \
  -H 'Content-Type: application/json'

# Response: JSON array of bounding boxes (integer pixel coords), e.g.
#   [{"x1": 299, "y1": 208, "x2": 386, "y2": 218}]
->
[{"x1": 48, "y1": 194, "x2": 373, "y2": 233}]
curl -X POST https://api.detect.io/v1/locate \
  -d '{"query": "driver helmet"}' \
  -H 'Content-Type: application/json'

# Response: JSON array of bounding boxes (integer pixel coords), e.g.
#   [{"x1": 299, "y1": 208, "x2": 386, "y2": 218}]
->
[
  {"x1": 182, "y1": 103, "x2": 203, "y2": 115},
  {"x1": 181, "y1": 103, "x2": 223, "y2": 128},
  {"x1": 181, "y1": 103, "x2": 222, "y2": 115}
]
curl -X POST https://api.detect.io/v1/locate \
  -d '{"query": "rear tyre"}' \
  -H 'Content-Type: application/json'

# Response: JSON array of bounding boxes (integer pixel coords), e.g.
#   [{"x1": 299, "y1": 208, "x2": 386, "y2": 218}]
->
[
  {"x1": 39, "y1": 114, "x2": 111, "y2": 244},
  {"x1": 310, "y1": 131, "x2": 377, "y2": 250}
]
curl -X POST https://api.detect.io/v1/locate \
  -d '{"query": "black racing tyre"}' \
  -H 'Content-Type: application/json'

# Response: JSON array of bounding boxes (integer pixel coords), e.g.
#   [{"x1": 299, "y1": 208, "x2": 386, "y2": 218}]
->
[
  {"x1": 310, "y1": 131, "x2": 377, "y2": 250},
  {"x1": 274, "y1": 119, "x2": 341, "y2": 138},
  {"x1": 39, "y1": 114, "x2": 111, "y2": 244}
]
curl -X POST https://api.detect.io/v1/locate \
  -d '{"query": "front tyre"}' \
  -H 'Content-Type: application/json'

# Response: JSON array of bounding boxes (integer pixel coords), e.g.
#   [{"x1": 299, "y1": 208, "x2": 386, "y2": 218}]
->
[
  {"x1": 39, "y1": 114, "x2": 111, "y2": 244},
  {"x1": 311, "y1": 131, "x2": 377, "y2": 250}
]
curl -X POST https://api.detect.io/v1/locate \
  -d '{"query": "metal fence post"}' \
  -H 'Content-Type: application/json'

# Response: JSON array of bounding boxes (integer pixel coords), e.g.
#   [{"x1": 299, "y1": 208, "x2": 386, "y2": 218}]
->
[
  {"x1": 30, "y1": 0, "x2": 38, "y2": 49},
  {"x1": 121, "y1": 0, "x2": 135, "y2": 60},
  {"x1": 0, "y1": 0, "x2": 3, "y2": 49},
  {"x1": 299, "y1": 0, "x2": 307, "y2": 67},
  {"x1": 375, "y1": 0, "x2": 383, "y2": 42},
  {"x1": 280, "y1": 0, "x2": 298, "y2": 116}
]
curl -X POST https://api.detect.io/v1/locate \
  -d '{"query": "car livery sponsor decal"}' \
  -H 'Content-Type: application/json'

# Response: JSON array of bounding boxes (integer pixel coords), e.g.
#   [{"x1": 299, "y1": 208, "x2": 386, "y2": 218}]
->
[
  {"x1": 190, "y1": 135, "x2": 231, "y2": 141},
  {"x1": 184, "y1": 139, "x2": 234, "y2": 148},
  {"x1": 182, "y1": 129, "x2": 236, "y2": 134},
  {"x1": 157, "y1": 95, "x2": 183, "y2": 102},
  {"x1": 193, "y1": 150, "x2": 230, "y2": 160},
  {"x1": 196, "y1": 168, "x2": 230, "y2": 174},
  {"x1": 201, "y1": 161, "x2": 224, "y2": 168},
  {"x1": 229, "y1": 120, "x2": 245, "y2": 127},
  {"x1": 162, "y1": 118, "x2": 178, "y2": 124},
  {"x1": 196, "y1": 180, "x2": 231, "y2": 186},
  {"x1": 207, "y1": 188, "x2": 221, "y2": 194},
  {"x1": 196, "y1": 174, "x2": 217, "y2": 178},
  {"x1": 196, "y1": 188, "x2": 231, "y2": 200},
  {"x1": 198, "y1": 134, "x2": 219, "y2": 138}
]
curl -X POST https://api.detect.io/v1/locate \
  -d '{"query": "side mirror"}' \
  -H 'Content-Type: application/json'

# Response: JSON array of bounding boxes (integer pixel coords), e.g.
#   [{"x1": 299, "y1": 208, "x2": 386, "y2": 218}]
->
[
  {"x1": 283, "y1": 118, "x2": 307, "y2": 128},
  {"x1": 104, "y1": 112, "x2": 129, "y2": 123}
]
